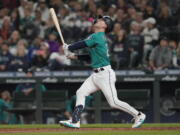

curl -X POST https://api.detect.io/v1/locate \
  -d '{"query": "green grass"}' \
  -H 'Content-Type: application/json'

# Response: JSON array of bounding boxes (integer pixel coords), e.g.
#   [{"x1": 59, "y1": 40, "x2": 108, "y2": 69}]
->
[
  {"x1": 0, "y1": 123, "x2": 180, "y2": 129},
  {"x1": 0, "y1": 131, "x2": 180, "y2": 135},
  {"x1": 0, "y1": 124, "x2": 180, "y2": 135}
]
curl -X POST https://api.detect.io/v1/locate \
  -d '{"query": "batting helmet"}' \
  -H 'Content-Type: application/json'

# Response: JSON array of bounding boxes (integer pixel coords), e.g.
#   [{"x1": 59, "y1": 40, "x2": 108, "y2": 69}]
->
[{"x1": 93, "y1": 15, "x2": 113, "y2": 33}]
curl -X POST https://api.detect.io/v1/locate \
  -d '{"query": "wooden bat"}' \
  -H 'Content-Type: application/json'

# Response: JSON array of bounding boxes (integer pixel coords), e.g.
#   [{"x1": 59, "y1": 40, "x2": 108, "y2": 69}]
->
[{"x1": 49, "y1": 8, "x2": 65, "y2": 45}]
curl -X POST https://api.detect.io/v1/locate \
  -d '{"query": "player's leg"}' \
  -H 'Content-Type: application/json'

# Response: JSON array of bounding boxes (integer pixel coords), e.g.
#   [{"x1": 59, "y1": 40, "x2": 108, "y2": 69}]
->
[
  {"x1": 60, "y1": 74, "x2": 99, "y2": 128},
  {"x1": 72, "y1": 74, "x2": 99, "y2": 124},
  {"x1": 94, "y1": 69, "x2": 145, "y2": 127}
]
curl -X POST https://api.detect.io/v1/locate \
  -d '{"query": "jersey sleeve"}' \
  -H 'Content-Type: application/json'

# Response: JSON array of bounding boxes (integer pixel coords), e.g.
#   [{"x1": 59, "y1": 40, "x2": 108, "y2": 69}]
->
[{"x1": 84, "y1": 34, "x2": 97, "y2": 47}]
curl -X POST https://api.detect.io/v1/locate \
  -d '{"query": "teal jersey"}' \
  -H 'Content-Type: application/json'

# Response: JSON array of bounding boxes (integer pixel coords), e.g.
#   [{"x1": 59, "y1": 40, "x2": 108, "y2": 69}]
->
[{"x1": 84, "y1": 32, "x2": 110, "y2": 68}]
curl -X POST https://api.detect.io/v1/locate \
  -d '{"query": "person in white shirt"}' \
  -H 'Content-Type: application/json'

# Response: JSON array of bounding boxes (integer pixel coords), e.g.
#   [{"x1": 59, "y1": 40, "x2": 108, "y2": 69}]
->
[{"x1": 142, "y1": 17, "x2": 159, "y2": 65}]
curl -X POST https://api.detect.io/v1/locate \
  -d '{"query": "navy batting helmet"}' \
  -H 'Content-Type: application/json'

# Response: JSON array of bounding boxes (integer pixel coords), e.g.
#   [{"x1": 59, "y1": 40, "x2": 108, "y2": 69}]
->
[{"x1": 93, "y1": 15, "x2": 113, "y2": 33}]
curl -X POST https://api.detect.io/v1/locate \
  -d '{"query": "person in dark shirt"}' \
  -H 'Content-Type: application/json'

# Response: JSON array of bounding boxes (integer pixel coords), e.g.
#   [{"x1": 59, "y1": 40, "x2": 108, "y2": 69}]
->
[
  {"x1": 31, "y1": 42, "x2": 49, "y2": 70},
  {"x1": 9, "y1": 44, "x2": 29, "y2": 71},
  {"x1": 111, "y1": 30, "x2": 128, "y2": 69},
  {"x1": 15, "y1": 70, "x2": 46, "y2": 96},
  {"x1": 0, "y1": 42, "x2": 13, "y2": 71},
  {"x1": 126, "y1": 22, "x2": 144, "y2": 68}
]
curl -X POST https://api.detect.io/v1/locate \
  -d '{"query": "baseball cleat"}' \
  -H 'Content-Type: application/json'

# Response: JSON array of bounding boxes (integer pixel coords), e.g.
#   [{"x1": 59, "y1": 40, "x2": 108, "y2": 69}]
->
[
  {"x1": 59, "y1": 120, "x2": 80, "y2": 129},
  {"x1": 132, "y1": 112, "x2": 146, "y2": 128}
]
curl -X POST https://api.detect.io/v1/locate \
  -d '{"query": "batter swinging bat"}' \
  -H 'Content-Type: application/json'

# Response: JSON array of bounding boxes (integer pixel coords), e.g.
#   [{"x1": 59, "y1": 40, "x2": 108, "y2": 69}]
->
[{"x1": 49, "y1": 8, "x2": 65, "y2": 45}]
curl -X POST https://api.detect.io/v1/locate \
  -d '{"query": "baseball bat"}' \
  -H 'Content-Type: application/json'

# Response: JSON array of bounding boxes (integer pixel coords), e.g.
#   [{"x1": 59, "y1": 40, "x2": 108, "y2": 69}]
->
[{"x1": 49, "y1": 8, "x2": 65, "y2": 45}]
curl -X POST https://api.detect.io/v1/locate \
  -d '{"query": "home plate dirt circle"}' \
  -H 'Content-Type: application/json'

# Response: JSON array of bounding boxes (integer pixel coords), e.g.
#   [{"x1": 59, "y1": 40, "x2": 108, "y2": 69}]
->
[{"x1": 0, "y1": 127, "x2": 180, "y2": 133}]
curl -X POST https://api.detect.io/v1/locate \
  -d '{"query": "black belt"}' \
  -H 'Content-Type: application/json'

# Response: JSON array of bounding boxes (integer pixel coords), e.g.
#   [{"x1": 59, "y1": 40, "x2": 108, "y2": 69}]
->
[{"x1": 93, "y1": 68, "x2": 104, "y2": 73}]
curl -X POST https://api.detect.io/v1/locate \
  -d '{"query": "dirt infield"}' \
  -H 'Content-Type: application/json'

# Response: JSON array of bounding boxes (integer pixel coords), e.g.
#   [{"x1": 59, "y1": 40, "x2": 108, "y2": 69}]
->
[{"x1": 0, "y1": 127, "x2": 180, "y2": 133}]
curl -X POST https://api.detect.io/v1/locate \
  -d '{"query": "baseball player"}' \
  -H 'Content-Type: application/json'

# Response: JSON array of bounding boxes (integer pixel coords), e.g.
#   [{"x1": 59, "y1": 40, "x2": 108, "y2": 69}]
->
[{"x1": 60, "y1": 15, "x2": 146, "y2": 128}]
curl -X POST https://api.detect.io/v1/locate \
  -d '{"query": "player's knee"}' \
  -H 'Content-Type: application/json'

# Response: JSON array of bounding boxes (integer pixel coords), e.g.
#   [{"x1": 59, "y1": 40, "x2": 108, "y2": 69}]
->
[
  {"x1": 76, "y1": 88, "x2": 86, "y2": 97},
  {"x1": 109, "y1": 102, "x2": 117, "y2": 109}
]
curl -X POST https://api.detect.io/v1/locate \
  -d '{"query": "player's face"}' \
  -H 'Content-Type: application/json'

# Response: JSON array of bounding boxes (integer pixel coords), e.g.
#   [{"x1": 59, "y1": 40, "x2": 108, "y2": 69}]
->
[{"x1": 93, "y1": 19, "x2": 107, "y2": 30}]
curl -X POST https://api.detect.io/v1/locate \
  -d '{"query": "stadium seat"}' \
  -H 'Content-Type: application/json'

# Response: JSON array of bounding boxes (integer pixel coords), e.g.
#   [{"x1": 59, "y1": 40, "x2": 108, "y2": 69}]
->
[
  {"x1": 169, "y1": 89, "x2": 180, "y2": 111},
  {"x1": 42, "y1": 90, "x2": 68, "y2": 112},
  {"x1": 13, "y1": 91, "x2": 35, "y2": 110}
]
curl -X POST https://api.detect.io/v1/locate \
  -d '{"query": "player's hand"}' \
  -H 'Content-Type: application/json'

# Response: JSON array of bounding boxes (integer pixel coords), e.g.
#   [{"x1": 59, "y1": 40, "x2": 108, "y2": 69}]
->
[
  {"x1": 62, "y1": 43, "x2": 70, "y2": 56},
  {"x1": 67, "y1": 53, "x2": 77, "y2": 60},
  {"x1": 62, "y1": 43, "x2": 69, "y2": 51}
]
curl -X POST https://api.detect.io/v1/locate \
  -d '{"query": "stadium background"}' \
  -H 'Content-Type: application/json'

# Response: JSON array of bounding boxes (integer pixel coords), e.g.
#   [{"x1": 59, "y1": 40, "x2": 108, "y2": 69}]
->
[{"x1": 0, "y1": 0, "x2": 180, "y2": 125}]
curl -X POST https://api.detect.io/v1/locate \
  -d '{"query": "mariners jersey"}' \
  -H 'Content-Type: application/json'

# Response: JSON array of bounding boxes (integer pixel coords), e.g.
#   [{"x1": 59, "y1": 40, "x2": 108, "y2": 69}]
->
[{"x1": 84, "y1": 32, "x2": 110, "y2": 68}]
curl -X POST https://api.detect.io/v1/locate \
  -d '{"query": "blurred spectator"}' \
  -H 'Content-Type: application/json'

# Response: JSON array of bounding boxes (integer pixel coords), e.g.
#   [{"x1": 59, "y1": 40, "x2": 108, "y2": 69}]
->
[
  {"x1": 48, "y1": 45, "x2": 71, "y2": 70},
  {"x1": 149, "y1": 37, "x2": 172, "y2": 70},
  {"x1": 34, "y1": 10, "x2": 47, "y2": 38},
  {"x1": 169, "y1": 40, "x2": 178, "y2": 68},
  {"x1": 64, "y1": 95, "x2": 93, "y2": 124},
  {"x1": 0, "y1": 42, "x2": 13, "y2": 71},
  {"x1": 10, "y1": 39, "x2": 28, "y2": 56},
  {"x1": 20, "y1": 6, "x2": 39, "y2": 42},
  {"x1": 135, "y1": 12, "x2": 144, "y2": 26},
  {"x1": 18, "y1": 0, "x2": 28, "y2": 19},
  {"x1": 116, "y1": 0, "x2": 128, "y2": 11},
  {"x1": 10, "y1": 9, "x2": 20, "y2": 31},
  {"x1": 143, "y1": 4, "x2": 156, "y2": 19},
  {"x1": 157, "y1": 2, "x2": 178, "y2": 32},
  {"x1": 50, "y1": 0, "x2": 63, "y2": 13},
  {"x1": 8, "y1": 30, "x2": 21, "y2": 47},
  {"x1": 15, "y1": 70, "x2": 47, "y2": 96},
  {"x1": 115, "y1": 9, "x2": 126, "y2": 24},
  {"x1": 126, "y1": 22, "x2": 144, "y2": 68},
  {"x1": 107, "y1": 5, "x2": 116, "y2": 19},
  {"x1": 9, "y1": 43, "x2": 29, "y2": 71},
  {"x1": 142, "y1": 17, "x2": 159, "y2": 65},
  {"x1": 31, "y1": 42, "x2": 49, "y2": 70},
  {"x1": 0, "y1": 16, "x2": 12, "y2": 40},
  {"x1": 177, "y1": 41, "x2": 180, "y2": 66},
  {"x1": 108, "y1": 22, "x2": 122, "y2": 42},
  {"x1": 47, "y1": 32, "x2": 60, "y2": 53},
  {"x1": 28, "y1": 37, "x2": 43, "y2": 61},
  {"x1": 0, "y1": 90, "x2": 17, "y2": 124},
  {"x1": 111, "y1": 30, "x2": 128, "y2": 69},
  {"x1": 37, "y1": 0, "x2": 50, "y2": 23}
]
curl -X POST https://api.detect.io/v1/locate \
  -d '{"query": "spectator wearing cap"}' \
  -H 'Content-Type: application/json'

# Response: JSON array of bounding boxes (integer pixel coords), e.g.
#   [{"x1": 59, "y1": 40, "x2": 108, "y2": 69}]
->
[
  {"x1": 149, "y1": 37, "x2": 172, "y2": 70},
  {"x1": 126, "y1": 21, "x2": 144, "y2": 68},
  {"x1": 0, "y1": 42, "x2": 13, "y2": 71},
  {"x1": 142, "y1": 17, "x2": 159, "y2": 65}
]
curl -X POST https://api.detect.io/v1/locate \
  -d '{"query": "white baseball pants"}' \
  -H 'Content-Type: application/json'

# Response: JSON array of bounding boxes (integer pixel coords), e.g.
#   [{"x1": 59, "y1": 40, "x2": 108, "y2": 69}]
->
[{"x1": 75, "y1": 65, "x2": 139, "y2": 117}]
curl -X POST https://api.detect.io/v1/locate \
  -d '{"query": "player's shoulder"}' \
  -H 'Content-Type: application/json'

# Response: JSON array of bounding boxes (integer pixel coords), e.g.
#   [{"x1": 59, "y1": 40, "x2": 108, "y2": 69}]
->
[{"x1": 86, "y1": 33, "x2": 97, "y2": 40}]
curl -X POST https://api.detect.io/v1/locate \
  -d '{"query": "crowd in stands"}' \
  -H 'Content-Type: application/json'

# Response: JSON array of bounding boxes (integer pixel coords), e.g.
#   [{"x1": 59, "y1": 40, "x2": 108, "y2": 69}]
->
[{"x1": 0, "y1": 0, "x2": 179, "y2": 71}]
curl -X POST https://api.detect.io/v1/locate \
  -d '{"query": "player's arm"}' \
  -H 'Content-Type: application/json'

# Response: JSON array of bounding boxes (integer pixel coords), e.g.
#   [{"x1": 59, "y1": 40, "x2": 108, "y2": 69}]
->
[
  {"x1": 67, "y1": 34, "x2": 97, "y2": 52},
  {"x1": 67, "y1": 54, "x2": 91, "y2": 62},
  {"x1": 68, "y1": 41, "x2": 87, "y2": 52}
]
